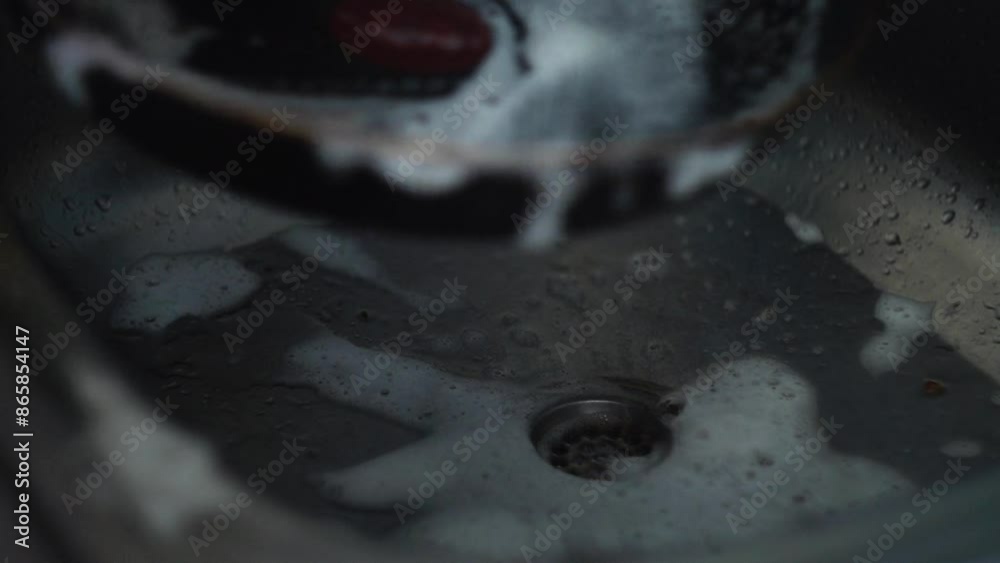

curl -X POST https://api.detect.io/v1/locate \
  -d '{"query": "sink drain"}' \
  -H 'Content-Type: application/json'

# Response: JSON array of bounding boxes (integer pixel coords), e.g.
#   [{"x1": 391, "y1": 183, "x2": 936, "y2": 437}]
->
[{"x1": 531, "y1": 398, "x2": 671, "y2": 479}]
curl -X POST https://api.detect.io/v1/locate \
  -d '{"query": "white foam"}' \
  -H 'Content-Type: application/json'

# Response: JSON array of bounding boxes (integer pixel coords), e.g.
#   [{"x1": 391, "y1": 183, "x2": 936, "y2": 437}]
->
[
  {"x1": 111, "y1": 254, "x2": 260, "y2": 332},
  {"x1": 940, "y1": 440, "x2": 983, "y2": 458},
  {"x1": 370, "y1": 154, "x2": 471, "y2": 194},
  {"x1": 283, "y1": 323, "x2": 913, "y2": 560},
  {"x1": 45, "y1": 33, "x2": 112, "y2": 104},
  {"x1": 668, "y1": 140, "x2": 749, "y2": 200},
  {"x1": 403, "y1": 357, "x2": 911, "y2": 557},
  {"x1": 72, "y1": 359, "x2": 237, "y2": 537},
  {"x1": 402, "y1": 509, "x2": 537, "y2": 559},
  {"x1": 784, "y1": 213, "x2": 825, "y2": 245},
  {"x1": 860, "y1": 293, "x2": 935, "y2": 376},
  {"x1": 283, "y1": 330, "x2": 499, "y2": 429},
  {"x1": 454, "y1": 22, "x2": 621, "y2": 146},
  {"x1": 517, "y1": 172, "x2": 581, "y2": 251}
]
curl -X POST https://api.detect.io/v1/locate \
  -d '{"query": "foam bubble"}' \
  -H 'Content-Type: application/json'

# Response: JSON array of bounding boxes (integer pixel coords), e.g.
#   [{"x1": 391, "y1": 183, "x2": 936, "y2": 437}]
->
[
  {"x1": 860, "y1": 293, "x2": 935, "y2": 376},
  {"x1": 72, "y1": 359, "x2": 238, "y2": 537},
  {"x1": 282, "y1": 330, "x2": 497, "y2": 427},
  {"x1": 940, "y1": 439, "x2": 983, "y2": 458},
  {"x1": 784, "y1": 213, "x2": 825, "y2": 245},
  {"x1": 668, "y1": 140, "x2": 750, "y2": 200}
]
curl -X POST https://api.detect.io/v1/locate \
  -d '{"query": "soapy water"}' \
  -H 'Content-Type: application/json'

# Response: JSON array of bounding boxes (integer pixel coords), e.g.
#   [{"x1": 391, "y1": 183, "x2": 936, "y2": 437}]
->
[
  {"x1": 282, "y1": 327, "x2": 913, "y2": 560},
  {"x1": 101, "y1": 228, "x2": 989, "y2": 561}
]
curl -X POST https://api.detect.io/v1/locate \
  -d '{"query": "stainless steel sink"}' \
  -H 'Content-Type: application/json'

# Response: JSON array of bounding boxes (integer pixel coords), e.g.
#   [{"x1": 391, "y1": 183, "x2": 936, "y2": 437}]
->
[{"x1": 2, "y1": 1, "x2": 998, "y2": 563}]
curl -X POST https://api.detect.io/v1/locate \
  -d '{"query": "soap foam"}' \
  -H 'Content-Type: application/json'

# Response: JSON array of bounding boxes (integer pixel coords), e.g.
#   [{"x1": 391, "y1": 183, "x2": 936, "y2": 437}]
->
[
  {"x1": 784, "y1": 213, "x2": 825, "y2": 245},
  {"x1": 940, "y1": 439, "x2": 983, "y2": 458},
  {"x1": 283, "y1": 324, "x2": 913, "y2": 560},
  {"x1": 860, "y1": 293, "x2": 935, "y2": 376}
]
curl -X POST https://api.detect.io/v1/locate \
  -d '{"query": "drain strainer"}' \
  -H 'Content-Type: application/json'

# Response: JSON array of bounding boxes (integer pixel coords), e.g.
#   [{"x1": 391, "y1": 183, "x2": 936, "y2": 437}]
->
[{"x1": 531, "y1": 398, "x2": 671, "y2": 479}]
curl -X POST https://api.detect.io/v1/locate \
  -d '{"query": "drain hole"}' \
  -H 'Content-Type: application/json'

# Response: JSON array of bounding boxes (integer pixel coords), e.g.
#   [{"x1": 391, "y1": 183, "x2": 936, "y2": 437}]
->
[{"x1": 531, "y1": 398, "x2": 671, "y2": 480}]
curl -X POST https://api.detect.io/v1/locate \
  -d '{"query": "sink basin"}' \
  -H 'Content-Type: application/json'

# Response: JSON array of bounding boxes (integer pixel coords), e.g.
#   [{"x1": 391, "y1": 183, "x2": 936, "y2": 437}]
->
[{"x1": 1, "y1": 1, "x2": 998, "y2": 562}]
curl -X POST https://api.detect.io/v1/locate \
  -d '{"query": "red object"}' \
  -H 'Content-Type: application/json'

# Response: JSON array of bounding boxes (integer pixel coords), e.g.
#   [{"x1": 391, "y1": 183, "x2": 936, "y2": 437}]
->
[{"x1": 332, "y1": 0, "x2": 494, "y2": 74}]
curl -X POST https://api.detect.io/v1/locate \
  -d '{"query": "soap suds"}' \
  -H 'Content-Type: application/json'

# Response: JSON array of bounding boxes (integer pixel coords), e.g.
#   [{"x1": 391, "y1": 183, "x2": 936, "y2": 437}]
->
[
  {"x1": 784, "y1": 213, "x2": 825, "y2": 245},
  {"x1": 940, "y1": 439, "x2": 983, "y2": 458},
  {"x1": 282, "y1": 325, "x2": 913, "y2": 561},
  {"x1": 668, "y1": 140, "x2": 749, "y2": 200},
  {"x1": 860, "y1": 293, "x2": 935, "y2": 376}
]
